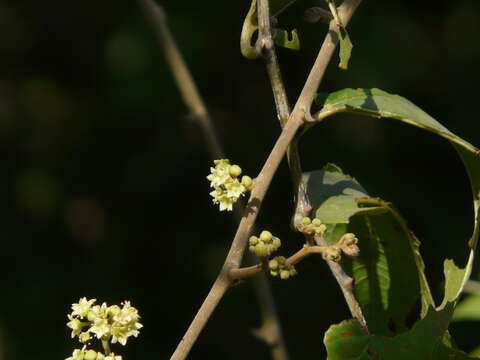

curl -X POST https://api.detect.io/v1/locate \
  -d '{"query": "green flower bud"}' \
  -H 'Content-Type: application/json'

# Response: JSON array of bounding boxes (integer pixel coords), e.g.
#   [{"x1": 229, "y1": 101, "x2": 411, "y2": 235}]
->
[
  {"x1": 241, "y1": 176, "x2": 253, "y2": 189},
  {"x1": 269, "y1": 259, "x2": 279, "y2": 270},
  {"x1": 249, "y1": 236, "x2": 259, "y2": 245},
  {"x1": 267, "y1": 244, "x2": 275, "y2": 254},
  {"x1": 229, "y1": 164, "x2": 242, "y2": 177},
  {"x1": 312, "y1": 218, "x2": 322, "y2": 226},
  {"x1": 325, "y1": 247, "x2": 342, "y2": 262},
  {"x1": 84, "y1": 350, "x2": 97, "y2": 360},
  {"x1": 249, "y1": 245, "x2": 255, "y2": 253},
  {"x1": 301, "y1": 217, "x2": 311, "y2": 225},
  {"x1": 280, "y1": 270, "x2": 290, "y2": 280},
  {"x1": 289, "y1": 267, "x2": 297, "y2": 276},
  {"x1": 259, "y1": 230, "x2": 273, "y2": 243},
  {"x1": 96, "y1": 353, "x2": 105, "y2": 360},
  {"x1": 254, "y1": 242, "x2": 268, "y2": 257},
  {"x1": 318, "y1": 224, "x2": 327, "y2": 233},
  {"x1": 272, "y1": 237, "x2": 281, "y2": 249},
  {"x1": 270, "y1": 270, "x2": 279, "y2": 277}
]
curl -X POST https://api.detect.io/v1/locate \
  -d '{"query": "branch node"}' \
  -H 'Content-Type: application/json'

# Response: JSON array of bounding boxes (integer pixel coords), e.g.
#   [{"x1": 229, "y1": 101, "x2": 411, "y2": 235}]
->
[{"x1": 302, "y1": 107, "x2": 316, "y2": 123}]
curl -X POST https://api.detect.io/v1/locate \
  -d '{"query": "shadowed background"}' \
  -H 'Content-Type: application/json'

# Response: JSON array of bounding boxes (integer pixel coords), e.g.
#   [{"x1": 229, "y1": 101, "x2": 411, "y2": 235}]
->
[{"x1": 0, "y1": 0, "x2": 479, "y2": 359}]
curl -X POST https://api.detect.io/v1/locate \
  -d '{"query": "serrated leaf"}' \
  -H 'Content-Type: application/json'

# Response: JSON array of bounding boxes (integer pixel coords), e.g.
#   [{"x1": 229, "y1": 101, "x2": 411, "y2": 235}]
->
[
  {"x1": 273, "y1": 28, "x2": 300, "y2": 50},
  {"x1": 303, "y1": 165, "x2": 434, "y2": 335},
  {"x1": 325, "y1": 304, "x2": 477, "y2": 360},
  {"x1": 313, "y1": 88, "x2": 480, "y2": 300}
]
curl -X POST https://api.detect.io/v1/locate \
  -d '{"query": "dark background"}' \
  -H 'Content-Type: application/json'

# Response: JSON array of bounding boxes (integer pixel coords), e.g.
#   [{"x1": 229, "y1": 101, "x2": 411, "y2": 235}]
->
[{"x1": 1, "y1": 0, "x2": 480, "y2": 359}]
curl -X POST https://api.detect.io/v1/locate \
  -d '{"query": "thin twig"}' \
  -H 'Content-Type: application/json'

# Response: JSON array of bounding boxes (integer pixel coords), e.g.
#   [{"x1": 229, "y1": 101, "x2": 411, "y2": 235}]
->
[
  {"x1": 464, "y1": 280, "x2": 480, "y2": 294},
  {"x1": 255, "y1": 0, "x2": 308, "y2": 224},
  {"x1": 230, "y1": 245, "x2": 332, "y2": 280},
  {"x1": 314, "y1": 236, "x2": 367, "y2": 332},
  {"x1": 137, "y1": 1, "x2": 290, "y2": 359},
  {"x1": 136, "y1": 0, "x2": 222, "y2": 157},
  {"x1": 166, "y1": 1, "x2": 362, "y2": 359},
  {"x1": 255, "y1": 0, "x2": 290, "y2": 125}
]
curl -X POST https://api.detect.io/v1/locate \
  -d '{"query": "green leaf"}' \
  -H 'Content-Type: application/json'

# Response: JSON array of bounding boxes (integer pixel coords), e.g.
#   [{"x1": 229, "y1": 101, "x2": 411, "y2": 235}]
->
[
  {"x1": 338, "y1": 27, "x2": 353, "y2": 70},
  {"x1": 273, "y1": 28, "x2": 300, "y2": 50},
  {"x1": 303, "y1": 165, "x2": 434, "y2": 335},
  {"x1": 469, "y1": 345, "x2": 480, "y2": 357},
  {"x1": 325, "y1": 0, "x2": 353, "y2": 69},
  {"x1": 325, "y1": 304, "x2": 477, "y2": 360},
  {"x1": 452, "y1": 294, "x2": 480, "y2": 322},
  {"x1": 313, "y1": 88, "x2": 480, "y2": 301}
]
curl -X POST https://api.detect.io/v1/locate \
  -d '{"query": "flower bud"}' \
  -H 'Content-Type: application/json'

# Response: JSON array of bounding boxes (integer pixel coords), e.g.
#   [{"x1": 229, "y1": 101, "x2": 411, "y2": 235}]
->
[
  {"x1": 342, "y1": 244, "x2": 360, "y2": 258},
  {"x1": 241, "y1": 176, "x2": 253, "y2": 189},
  {"x1": 301, "y1": 217, "x2": 311, "y2": 225},
  {"x1": 84, "y1": 350, "x2": 97, "y2": 360},
  {"x1": 324, "y1": 247, "x2": 342, "y2": 262},
  {"x1": 259, "y1": 230, "x2": 272, "y2": 243},
  {"x1": 312, "y1": 218, "x2": 322, "y2": 226},
  {"x1": 249, "y1": 236, "x2": 259, "y2": 246},
  {"x1": 341, "y1": 233, "x2": 358, "y2": 246},
  {"x1": 254, "y1": 242, "x2": 268, "y2": 257},
  {"x1": 229, "y1": 164, "x2": 242, "y2": 177},
  {"x1": 269, "y1": 259, "x2": 279, "y2": 270},
  {"x1": 272, "y1": 237, "x2": 281, "y2": 249},
  {"x1": 280, "y1": 270, "x2": 290, "y2": 280}
]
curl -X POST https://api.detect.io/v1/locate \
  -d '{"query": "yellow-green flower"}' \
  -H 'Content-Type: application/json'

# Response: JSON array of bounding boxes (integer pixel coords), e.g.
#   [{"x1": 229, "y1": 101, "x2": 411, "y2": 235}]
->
[
  {"x1": 207, "y1": 159, "x2": 252, "y2": 212},
  {"x1": 71, "y1": 298, "x2": 96, "y2": 318}
]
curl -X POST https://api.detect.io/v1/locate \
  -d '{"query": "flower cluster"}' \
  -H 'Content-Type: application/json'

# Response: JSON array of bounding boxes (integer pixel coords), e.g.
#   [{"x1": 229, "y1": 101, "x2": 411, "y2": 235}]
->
[
  {"x1": 248, "y1": 230, "x2": 281, "y2": 258},
  {"x1": 337, "y1": 233, "x2": 359, "y2": 258},
  {"x1": 297, "y1": 217, "x2": 327, "y2": 236},
  {"x1": 66, "y1": 298, "x2": 142, "y2": 360},
  {"x1": 322, "y1": 233, "x2": 360, "y2": 262},
  {"x1": 207, "y1": 159, "x2": 253, "y2": 211},
  {"x1": 66, "y1": 348, "x2": 122, "y2": 360},
  {"x1": 268, "y1": 256, "x2": 297, "y2": 280}
]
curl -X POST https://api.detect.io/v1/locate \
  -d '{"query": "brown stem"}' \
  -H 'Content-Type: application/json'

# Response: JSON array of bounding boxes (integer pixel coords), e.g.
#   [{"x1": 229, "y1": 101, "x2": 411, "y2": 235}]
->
[
  {"x1": 137, "y1": 1, "x2": 290, "y2": 359},
  {"x1": 165, "y1": 0, "x2": 363, "y2": 358},
  {"x1": 314, "y1": 235, "x2": 368, "y2": 332},
  {"x1": 230, "y1": 245, "x2": 331, "y2": 280},
  {"x1": 136, "y1": 0, "x2": 223, "y2": 158}
]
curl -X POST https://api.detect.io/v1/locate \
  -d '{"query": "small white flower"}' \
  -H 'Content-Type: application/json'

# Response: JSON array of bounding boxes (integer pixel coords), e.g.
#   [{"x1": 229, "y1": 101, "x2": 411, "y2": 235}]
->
[
  {"x1": 111, "y1": 301, "x2": 143, "y2": 345},
  {"x1": 90, "y1": 317, "x2": 110, "y2": 339},
  {"x1": 67, "y1": 315, "x2": 84, "y2": 338},
  {"x1": 71, "y1": 298, "x2": 96, "y2": 318},
  {"x1": 207, "y1": 159, "x2": 252, "y2": 212},
  {"x1": 65, "y1": 348, "x2": 85, "y2": 360},
  {"x1": 226, "y1": 181, "x2": 246, "y2": 198},
  {"x1": 206, "y1": 159, "x2": 231, "y2": 188}
]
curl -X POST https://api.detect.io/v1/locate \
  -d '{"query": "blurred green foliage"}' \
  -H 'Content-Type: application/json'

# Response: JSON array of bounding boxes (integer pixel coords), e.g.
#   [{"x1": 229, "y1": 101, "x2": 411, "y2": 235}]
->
[{"x1": 0, "y1": 0, "x2": 479, "y2": 359}]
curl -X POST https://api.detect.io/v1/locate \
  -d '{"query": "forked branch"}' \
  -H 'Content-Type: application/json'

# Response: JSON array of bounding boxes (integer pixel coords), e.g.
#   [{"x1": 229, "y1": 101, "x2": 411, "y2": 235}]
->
[{"x1": 142, "y1": 0, "x2": 363, "y2": 359}]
